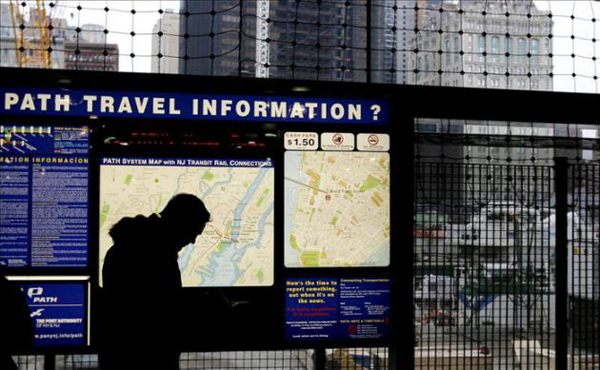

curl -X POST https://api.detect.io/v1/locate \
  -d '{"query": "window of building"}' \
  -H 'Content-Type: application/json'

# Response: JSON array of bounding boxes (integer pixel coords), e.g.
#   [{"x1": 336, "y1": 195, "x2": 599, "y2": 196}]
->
[
  {"x1": 417, "y1": 123, "x2": 438, "y2": 133},
  {"x1": 452, "y1": 37, "x2": 459, "y2": 64},
  {"x1": 449, "y1": 124, "x2": 462, "y2": 133},
  {"x1": 531, "y1": 38, "x2": 539, "y2": 64},
  {"x1": 518, "y1": 38, "x2": 527, "y2": 63},
  {"x1": 478, "y1": 35, "x2": 486, "y2": 62},
  {"x1": 445, "y1": 38, "x2": 451, "y2": 67},
  {"x1": 491, "y1": 36, "x2": 500, "y2": 63}
]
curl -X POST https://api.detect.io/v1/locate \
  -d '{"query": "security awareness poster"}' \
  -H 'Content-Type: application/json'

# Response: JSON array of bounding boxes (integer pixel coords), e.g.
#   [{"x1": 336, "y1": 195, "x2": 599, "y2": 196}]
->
[
  {"x1": 285, "y1": 277, "x2": 390, "y2": 341},
  {"x1": 0, "y1": 126, "x2": 89, "y2": 268},
  {"x1": 20, "y1": 282, "x2": 86, "y2": 347}
]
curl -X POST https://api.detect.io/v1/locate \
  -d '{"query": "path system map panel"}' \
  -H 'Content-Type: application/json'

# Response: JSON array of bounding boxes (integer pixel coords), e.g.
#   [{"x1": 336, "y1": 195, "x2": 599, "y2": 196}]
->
[
  {"x1": 285, "y1": 151, "x2": 390, "y2": 267},
  {"x1": 99, "y1": 157, "x2": 274, "y2": 287}
]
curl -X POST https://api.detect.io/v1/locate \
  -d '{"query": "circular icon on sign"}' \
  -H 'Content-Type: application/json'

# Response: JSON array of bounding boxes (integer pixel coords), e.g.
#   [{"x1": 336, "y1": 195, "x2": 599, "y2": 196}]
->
[
  {"x1": 347, "y1": 325, "x2": 358, "y2": 335},
  {"x1": 368, "y1": 134, "x2": 380, "y2": 146},
  {"x1": 332, "y1": 134, "x2": 344, "y2": 145}
]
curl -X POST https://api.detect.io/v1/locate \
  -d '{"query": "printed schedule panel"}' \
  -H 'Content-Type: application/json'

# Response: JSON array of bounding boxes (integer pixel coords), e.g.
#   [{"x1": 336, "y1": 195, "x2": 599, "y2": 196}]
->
[
  {"x1": 284, "y1": 151, "x2": 390, "y2": 267},
  {"x1": 0, "y1": 126, "x2": 90, "y2": 268},
  {"x1": 99, "y1": 157, "x2": 275, "y2": 287},
  {"x1": 18, "y1": 281, "x2": 87, "y2": 347},
  {"x1": 285, "y1": 277, "x2": 390, "y2": 341}
]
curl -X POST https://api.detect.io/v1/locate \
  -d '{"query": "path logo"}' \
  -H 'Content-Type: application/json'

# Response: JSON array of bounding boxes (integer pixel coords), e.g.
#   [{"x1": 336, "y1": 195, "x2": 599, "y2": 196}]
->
[
  {"x1": 27, "y1": 287, "x2": 58, "y2": 303},
  {"x1": 27, "y1": 287, "x2": 44, "y2": 298}
]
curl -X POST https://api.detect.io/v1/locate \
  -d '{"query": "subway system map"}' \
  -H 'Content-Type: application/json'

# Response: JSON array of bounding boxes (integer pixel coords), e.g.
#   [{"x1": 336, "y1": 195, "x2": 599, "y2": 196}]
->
[
  {"x1": 99, "y1": 158, "x2": 274, "y2": 287},
  {"x1": 284, "y1": 151, "x2": 390, "y2": 267}
]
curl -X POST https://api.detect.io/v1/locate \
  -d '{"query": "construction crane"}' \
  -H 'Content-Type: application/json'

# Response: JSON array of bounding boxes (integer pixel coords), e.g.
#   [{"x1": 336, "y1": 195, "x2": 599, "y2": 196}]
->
[{"x1": 9, "y1": 0, "x2": 53, "y2": 68}]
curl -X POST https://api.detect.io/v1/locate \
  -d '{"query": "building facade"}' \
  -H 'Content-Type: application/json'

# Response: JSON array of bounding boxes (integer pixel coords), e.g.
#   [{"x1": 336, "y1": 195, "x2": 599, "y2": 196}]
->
[
  {"x1": 64, "y1": 42, "x2": 119, "y2": 72},
  {"x1": 411, "y1": 0, "x2": 555, "y2": 203},
  {"x1": 180, "y1": 0, "x2": 378, "y2": 82},
  {"x1": 408, "y1": 0, "x2": 553, "y2": 90},
  {"x1": 63, "y1": 23, "x2": 119, "y2": 72},
  {"x1": 151, "y1": 10, "x2": 180, "y2": 74}
]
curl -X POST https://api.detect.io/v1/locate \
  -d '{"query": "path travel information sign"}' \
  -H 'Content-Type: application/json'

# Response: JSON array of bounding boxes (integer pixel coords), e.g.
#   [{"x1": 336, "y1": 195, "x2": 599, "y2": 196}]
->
[{"x1": 0, "y1": 79, "x2": 393, "y2": 350}]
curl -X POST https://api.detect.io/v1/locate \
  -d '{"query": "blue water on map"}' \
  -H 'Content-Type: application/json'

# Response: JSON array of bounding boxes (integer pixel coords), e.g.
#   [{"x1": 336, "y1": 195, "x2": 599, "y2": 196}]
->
[
  {"x1": 284, "y1": 152, "x2": 307, "y2": 266},
  {"x1": 197, "y1": 167, "x2": 271, "y2": 286}
]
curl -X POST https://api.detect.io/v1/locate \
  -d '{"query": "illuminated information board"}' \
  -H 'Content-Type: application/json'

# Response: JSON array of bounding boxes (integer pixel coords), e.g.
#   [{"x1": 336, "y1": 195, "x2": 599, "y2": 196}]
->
[
  {"x1": 284, "y1": 151, "x2": 390, "y2": 268},
  {"x1": 285, "y1": 277, "x2": 390, "y2": 341},
  {"x1": 20, "y1": 281, "x2": 86, "y2": 347},
  {"x1": 0, "y1": 126, "x2": 89, "y2": 268},
  {"x1": 99, "y1": 157, "x2": 275, "y2": 287}
]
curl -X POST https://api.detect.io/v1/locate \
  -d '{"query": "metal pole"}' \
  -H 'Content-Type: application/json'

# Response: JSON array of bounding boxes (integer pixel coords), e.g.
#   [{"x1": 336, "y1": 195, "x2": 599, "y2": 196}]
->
[
  {"x1": 366, "y1": 0, "x2": 372, "y2": 83},
  {"x1": 238, "y1": 0, "x2": 243, "y2": 77},
  {"x1": 314, "y1": 348, "x2": 327, "y2": 370},
  {"x1": 554, "y1": 157, "x2": 569, "y2": 370},
  {"x1": 44, "y1": 354, "x2": 56, "y2": 370}
]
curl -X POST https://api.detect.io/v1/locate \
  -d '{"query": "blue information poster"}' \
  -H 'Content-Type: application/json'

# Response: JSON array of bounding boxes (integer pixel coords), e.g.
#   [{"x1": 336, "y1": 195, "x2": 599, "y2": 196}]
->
[
  {"x1": 20, "y1": 282, "x2": 86, "y2": 347},
  {"x1": 0, "y1": 126, "x2": 89, "y2": 268},
  {"x1": 286, "y1": 278, "x2": 339, "y2": 340},
  {"x1": 285, "y1": 277, "x2": 390, "y2": 341},
  {"x1": 339, "y1": 278, "x2": 391, "y2": 340}
]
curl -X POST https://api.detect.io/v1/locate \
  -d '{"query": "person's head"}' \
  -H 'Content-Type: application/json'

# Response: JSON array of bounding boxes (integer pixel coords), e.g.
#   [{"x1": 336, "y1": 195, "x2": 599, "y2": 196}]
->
[{"x1": 160, "y1": 193, "x2": 211, "y2": 251}]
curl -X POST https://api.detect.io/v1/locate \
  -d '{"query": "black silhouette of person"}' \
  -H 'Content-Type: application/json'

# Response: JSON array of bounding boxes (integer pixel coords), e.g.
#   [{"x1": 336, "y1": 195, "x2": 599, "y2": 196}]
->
[
  {"x1": 99, "y1": 193, "x2": 210, "y2": 370},
  {"x1": 0, "y1": 268, "x2": 34, "y2": 370}
]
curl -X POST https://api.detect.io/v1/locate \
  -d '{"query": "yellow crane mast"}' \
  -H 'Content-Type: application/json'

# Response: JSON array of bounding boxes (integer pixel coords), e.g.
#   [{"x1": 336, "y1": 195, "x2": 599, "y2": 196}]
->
[{"x1": 9, "y1": 0, "x2": 53, "y2": 68}]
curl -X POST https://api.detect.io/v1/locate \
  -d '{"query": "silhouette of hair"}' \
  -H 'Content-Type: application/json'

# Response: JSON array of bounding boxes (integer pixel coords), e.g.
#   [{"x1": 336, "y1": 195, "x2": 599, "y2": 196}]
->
[{"x1": 160, "y1": 193, "x2": 210, "y2": 227}]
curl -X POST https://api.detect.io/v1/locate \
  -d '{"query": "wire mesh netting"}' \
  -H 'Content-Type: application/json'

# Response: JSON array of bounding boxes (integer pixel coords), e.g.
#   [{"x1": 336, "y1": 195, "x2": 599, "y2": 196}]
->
[
  {"x1": 414, "y1": 162, "x2": 556, "y2": 369},
  {"x1": 1, "y1": 0, "x2": 600, "y2": 92},
  {"x1": 10, "y1": 349, "x2": 391, "y2": 369},
  {"x1": 568, "y1": 165, "x2": 600, "y2": 369},
  {"x1": 178, "y1": 351, "x2": 315, "y2": 370},
  {"x1": 11, "y1": 356, "x2": 45, "y2": 370},
  {"x1": 414, "y1": 118, "x2": 600, "y2": 369},
  {"x1": 325, "y1": 348, "x2": 389, "y2": 369}
]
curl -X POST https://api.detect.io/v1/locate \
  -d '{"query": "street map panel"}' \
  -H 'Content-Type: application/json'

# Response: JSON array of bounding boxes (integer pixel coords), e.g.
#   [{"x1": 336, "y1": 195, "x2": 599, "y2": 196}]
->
[
  {"x1": 99, "y1": 158, "x2": 274, "y2": 287},
  {"x1": 285, "y1": 151, "x2": 390, "y2": 267}
]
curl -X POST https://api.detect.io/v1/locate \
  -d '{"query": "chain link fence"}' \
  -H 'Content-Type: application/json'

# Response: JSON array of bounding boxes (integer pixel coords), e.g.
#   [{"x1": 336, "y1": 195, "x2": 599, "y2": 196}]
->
[{"x1": 414, "y1": 117, "x2": 600, "y2": 369}]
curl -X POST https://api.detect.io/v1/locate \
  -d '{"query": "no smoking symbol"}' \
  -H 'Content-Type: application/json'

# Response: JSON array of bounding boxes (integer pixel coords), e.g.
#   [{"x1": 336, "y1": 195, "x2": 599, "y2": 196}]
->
[{"x1": 368, "y1": 134, "x2": 379, "y2": 146}]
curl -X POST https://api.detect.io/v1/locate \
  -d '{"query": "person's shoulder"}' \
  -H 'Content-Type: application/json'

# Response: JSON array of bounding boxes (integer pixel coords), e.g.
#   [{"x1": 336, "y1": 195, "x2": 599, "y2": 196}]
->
[{"x1": 109, "y1": 214, "x2": 158, "y2": 241}]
